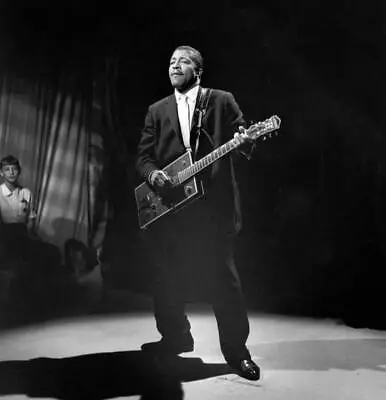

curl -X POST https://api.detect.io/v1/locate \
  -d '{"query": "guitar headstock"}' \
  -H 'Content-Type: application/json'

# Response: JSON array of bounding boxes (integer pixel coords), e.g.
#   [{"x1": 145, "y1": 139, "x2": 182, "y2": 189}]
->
[{"x1": 244, "y1": 115, "x2": 281, "y2": 141}]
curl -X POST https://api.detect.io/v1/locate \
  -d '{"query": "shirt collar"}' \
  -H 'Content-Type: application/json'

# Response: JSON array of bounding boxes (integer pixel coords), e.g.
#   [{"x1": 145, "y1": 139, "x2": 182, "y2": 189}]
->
[
  {"x1": 175, "y1": 85, "x2": 200, "y2": 103},
  {"x1": 1, "y1": 183, "x2": 19, "y2": 197}
]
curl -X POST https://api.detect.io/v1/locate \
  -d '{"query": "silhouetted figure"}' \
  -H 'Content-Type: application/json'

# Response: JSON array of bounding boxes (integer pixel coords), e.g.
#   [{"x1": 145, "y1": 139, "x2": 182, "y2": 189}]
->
[{"x1": 64, "y1": 239, "x2": 104, "y2": 308}]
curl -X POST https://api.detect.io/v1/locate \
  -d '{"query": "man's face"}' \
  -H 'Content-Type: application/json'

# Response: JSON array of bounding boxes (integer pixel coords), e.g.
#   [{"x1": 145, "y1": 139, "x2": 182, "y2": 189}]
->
[
  {"x1": 0, "y1": 164, "x2": 20, "y2": 184},
  {"x1": 169, "y1": 49, "x2": 198, "y2": 92}
]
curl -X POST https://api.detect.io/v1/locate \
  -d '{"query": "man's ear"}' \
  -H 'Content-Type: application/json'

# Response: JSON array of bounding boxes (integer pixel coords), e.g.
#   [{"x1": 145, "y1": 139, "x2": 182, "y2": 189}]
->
[{"x1": 194, "y1": 67, "x2": 202, "y2": 79}]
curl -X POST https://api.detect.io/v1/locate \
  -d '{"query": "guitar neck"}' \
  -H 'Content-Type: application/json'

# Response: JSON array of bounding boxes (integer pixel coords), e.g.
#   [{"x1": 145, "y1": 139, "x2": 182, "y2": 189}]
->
[
  {"x1": 173, "y1": 115, "x2": 281, "y2": 185},
  {"x1": 177, "y1": 137, "x2": 240, "y2": 184}
]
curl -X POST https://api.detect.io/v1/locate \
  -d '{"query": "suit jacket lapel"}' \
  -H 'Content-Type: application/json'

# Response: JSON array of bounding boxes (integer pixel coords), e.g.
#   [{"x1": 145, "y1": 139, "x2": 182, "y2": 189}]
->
[{"x1": 190, "y1": 88, "x2": 201, "y2": 135}]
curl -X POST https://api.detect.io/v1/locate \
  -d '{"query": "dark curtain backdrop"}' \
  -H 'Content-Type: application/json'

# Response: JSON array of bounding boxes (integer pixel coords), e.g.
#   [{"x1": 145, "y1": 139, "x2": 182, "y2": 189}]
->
[
  {"x1": 0, "y1": 1, "x2": 385, "y2": 324},
  {"x1": 0, "y1": 72, "x2": 109, "y2": 253}
]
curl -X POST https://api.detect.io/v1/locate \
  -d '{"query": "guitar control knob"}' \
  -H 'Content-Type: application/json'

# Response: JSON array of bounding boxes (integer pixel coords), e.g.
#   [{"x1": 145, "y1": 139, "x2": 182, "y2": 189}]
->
[{"x1": 184, "y1": 185, "x2": 193, "y2": 197}]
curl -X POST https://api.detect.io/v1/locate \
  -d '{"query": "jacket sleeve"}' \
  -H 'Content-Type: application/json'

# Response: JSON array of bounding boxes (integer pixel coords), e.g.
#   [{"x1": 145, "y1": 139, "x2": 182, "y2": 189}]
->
[
  {"x1": 225, "y1": 92, "x2": 255, "y2": 160},
  {"x1": 226, "y1": 92, "x2": 245, "y2": 132},
  {"x1": 135, "y1": 106, "x2": 159, "y2": 182}
]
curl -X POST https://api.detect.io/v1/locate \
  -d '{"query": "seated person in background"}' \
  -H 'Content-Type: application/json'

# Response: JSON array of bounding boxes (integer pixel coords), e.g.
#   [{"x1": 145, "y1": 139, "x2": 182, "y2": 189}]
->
[{"x1": 0, "y1": 155, "x2": 37, "y2": 267}]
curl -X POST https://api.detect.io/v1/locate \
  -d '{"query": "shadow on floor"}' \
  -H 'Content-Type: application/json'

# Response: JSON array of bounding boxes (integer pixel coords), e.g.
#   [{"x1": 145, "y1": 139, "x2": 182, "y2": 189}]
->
[
  {"x1": 0, "y1": 350, "x2": 232, "y2": 400},
  {"x1": 251, "y1": 338, "x2": 386, "y2": 373}
]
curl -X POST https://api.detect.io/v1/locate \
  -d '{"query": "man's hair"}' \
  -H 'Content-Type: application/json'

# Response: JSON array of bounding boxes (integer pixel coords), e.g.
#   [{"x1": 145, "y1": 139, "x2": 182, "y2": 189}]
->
[
  {"x1": 174, "y1": 45, "x2": 204, "y2": 73},
  {"x1": 0, "y1": 155, "x2": 21, "y2": 171}
]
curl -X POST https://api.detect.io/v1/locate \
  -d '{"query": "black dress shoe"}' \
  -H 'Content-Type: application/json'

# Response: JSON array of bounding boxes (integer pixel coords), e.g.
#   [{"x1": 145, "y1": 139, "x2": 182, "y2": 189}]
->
[
  {"x1": 229, "y1": 359, "x2": 260, "y2": 381},
  {"x1": 141, "y1": 335, "x2": 194, "y2": 355}
]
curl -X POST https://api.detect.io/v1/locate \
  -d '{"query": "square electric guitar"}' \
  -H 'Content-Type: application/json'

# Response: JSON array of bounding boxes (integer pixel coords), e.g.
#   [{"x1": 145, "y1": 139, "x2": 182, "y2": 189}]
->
[{"x1": 135, "y1": 115, "x2": 281, "y2": 229}]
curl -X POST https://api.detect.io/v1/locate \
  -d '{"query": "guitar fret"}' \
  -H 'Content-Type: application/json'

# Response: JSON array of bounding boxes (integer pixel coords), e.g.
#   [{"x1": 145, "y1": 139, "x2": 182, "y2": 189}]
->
[{"x1": 180, "y1": 140, "x2": 238, "y2": 184}]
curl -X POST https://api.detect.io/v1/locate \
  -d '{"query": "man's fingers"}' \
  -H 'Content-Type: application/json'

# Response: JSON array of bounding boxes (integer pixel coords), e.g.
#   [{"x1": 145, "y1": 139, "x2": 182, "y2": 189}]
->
[
  {"x1": 158, "y1": 171, "x2": 170, "y2": 181},
  {"x1": 150, "y1": 170, "x2": 171, "y2": 187},
  {"x1": 234, "y1": 132, "x2": 246, "y2": 144}
]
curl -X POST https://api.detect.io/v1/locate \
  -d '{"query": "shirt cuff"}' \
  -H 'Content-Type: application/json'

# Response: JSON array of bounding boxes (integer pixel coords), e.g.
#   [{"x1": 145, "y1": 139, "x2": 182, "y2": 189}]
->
[{"x1": 147, "y1": 170, "x2": 157, "y2": 185}]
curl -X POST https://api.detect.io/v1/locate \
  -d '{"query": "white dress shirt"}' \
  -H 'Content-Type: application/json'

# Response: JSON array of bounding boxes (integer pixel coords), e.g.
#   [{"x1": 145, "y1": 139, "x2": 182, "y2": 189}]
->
[
  {"x1": 0, "y1": 183, "x2": 36, "y2": 224},
  {"x1": 175, "y1": 85, "x2": 200, "y2": 150}
]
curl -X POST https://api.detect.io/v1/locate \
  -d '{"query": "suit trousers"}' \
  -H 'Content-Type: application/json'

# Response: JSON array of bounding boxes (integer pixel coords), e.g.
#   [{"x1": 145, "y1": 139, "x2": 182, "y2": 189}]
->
[{"x1": 143, "y1": 201, "x2": 251, "y2": 362}]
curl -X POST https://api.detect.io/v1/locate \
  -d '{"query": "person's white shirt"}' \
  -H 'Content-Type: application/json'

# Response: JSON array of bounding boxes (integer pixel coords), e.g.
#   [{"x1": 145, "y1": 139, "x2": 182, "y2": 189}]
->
[
  {"x1": 175, "y1": 84, "x2": 200, "y2": 150},
  {"x1": 0, "y1": 183, "x2": 36, "y2": 224}
]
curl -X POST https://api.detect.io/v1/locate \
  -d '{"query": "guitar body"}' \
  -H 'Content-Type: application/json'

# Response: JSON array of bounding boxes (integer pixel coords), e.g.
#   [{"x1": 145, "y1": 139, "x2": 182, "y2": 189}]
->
[{"x1": 135, "y1": 151, "x2": 204, "y2": 229}]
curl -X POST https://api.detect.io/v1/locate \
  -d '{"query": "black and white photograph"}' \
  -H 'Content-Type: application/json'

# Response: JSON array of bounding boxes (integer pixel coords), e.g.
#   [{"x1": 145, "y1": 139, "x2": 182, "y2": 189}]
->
[{"x1": 0, "y1": 1, "x2": 385, "y2": 399}]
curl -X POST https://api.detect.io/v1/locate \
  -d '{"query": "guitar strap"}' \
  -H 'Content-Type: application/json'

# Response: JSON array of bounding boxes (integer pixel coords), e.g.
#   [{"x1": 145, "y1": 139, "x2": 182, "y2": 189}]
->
[{"x1": 192, "y1": 87, "x2": 212, "y2": 159}]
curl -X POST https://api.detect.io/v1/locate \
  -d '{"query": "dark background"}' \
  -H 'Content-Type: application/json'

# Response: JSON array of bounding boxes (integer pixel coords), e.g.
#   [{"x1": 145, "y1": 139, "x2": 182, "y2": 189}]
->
[{"x1": 1, "y1": 0, "x2": 386, "y2": 327}]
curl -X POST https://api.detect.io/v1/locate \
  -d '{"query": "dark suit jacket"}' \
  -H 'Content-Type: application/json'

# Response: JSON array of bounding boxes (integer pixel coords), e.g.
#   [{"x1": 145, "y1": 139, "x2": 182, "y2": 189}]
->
[{"x1": 135, "y1": 88, "x2": 248, "y2": 234}]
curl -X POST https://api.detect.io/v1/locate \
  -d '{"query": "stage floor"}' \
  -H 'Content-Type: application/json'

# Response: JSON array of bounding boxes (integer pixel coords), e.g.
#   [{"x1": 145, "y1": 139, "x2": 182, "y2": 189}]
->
[{"x1": 0, "y1": 291, "x2": 385, "y2": 399}]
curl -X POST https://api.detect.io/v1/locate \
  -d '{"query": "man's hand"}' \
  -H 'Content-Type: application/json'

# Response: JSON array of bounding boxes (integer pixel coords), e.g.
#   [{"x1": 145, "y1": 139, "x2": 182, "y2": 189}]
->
[
  {"x1": 233, "y1": 126, "x2": 255, "y2": 144},
  {"x1": 149, "y1": 170, "x2": 171, "y2": 188},
  {"x1": 234, "y1": 126, "x2": 256, "y2": 160}
]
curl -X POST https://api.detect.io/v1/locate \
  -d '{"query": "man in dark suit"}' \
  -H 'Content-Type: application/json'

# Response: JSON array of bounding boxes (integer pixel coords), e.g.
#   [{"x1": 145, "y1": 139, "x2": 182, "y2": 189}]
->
[{"x1": 135, "y1": 45, "x2": 260, "y2": 381}]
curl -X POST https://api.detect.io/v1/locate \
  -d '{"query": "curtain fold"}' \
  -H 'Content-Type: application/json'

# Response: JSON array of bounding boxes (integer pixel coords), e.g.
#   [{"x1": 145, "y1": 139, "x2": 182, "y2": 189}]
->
[{"x1": 0, "y1": 74, "x2": 98, "y2": 252}]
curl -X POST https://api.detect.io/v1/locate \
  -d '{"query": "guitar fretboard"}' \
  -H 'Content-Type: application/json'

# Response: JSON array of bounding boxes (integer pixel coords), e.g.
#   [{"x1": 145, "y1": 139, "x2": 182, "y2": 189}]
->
[
  {"x1": 177, "y1": 137, "x2": 239, "y2": 184},
  {"x1": 174, "y1": 115, "x2": 281, "y2": 185}
]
